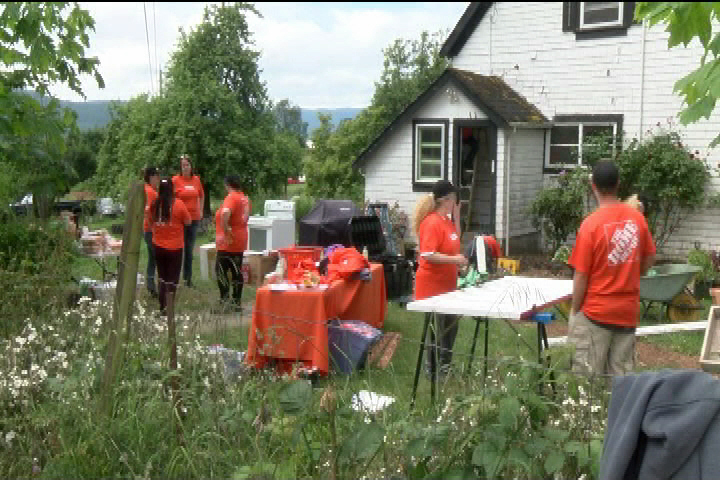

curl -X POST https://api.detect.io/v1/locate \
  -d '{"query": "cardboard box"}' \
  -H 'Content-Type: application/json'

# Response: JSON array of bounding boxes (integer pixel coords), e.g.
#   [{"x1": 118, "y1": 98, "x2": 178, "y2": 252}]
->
[{"x1": 246, "y1": 251, "x2": 279, "y2": 287}]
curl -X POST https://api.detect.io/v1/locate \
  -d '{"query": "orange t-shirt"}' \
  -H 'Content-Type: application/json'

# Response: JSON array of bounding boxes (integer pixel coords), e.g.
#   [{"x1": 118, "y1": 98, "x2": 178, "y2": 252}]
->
[
  {"x1": 414, "y1": 212, "x2": 461, "y2": 300},
  {"x1": 171, "y1": 174, "x2": 204, "y2": 221},
  {"x1": 484, "y1": 235, "x2": 503, "y2": 259},
  {"x1": 215, "y1": 191, "x2": 250, "y2": 253},
  {"x1": 569, "y1": 203, "x2": 656, "y2": 328},
  {"x1": 143, "y1": 184, "x2": 157, "y2": 233},
  {"x1": 151, "y1": 199, "x2": 191, "y2": 250}
]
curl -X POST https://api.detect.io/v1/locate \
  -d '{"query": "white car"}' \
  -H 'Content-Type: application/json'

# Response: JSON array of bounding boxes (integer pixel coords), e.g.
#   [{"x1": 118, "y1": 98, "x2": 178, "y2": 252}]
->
[{"x1": 97, "y1": 197, "x2": 124, "y2": 217}]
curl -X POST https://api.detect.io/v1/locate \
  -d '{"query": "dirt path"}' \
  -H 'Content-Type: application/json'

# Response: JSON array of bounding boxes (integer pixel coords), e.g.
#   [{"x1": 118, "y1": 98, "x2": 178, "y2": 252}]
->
[{"x1": 545, "y1": 323, "x2": 701, "y2": 370}]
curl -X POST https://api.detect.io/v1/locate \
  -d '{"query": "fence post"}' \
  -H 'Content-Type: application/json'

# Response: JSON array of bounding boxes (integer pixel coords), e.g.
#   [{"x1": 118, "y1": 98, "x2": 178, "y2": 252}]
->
[
  {"x1": 99, "y1": 182, "x2": 144, "y2": 416},
  {"x1": 166, "y1": 291, "x2": 184, "y2": 444}
]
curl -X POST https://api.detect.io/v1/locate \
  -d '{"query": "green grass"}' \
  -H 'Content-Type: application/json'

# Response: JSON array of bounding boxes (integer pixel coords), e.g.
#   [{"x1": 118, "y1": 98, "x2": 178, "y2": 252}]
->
[{"x1": 643, "y1": 331, "x2": 706, "y2": 357}]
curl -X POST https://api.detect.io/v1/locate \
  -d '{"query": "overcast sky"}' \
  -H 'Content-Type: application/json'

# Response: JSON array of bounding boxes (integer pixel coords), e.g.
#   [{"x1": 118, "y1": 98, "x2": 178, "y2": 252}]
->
[{"x1": 50, "y1": 2, "x2": 469, "y2": 109}]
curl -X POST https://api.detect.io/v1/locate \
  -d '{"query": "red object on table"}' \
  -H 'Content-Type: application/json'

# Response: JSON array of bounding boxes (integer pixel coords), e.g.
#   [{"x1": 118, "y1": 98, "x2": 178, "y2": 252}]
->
[{"x1": 246, "y1": 263, "x2": 387, "y2": 375}]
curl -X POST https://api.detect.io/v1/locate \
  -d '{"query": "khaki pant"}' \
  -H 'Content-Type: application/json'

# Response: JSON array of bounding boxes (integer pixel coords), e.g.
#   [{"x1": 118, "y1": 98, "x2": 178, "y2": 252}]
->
[{"x1": 568, "y1": 311, "x2": 635, "y2": 376}]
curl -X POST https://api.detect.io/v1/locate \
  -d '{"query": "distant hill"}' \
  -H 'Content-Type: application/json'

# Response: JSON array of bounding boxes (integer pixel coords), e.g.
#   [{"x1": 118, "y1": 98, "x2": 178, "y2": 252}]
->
[
  {"x1": 301, "y1": 108, "x2": 363, "y2": 134},
  {"x1": 24, "y1": 92, "x2": 363, "y2": 133}
]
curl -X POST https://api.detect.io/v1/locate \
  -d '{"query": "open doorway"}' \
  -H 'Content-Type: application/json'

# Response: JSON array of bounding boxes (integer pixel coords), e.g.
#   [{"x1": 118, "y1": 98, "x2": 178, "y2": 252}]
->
[{"x1": 456, "y1": 125, "x2": 496, "y2": 235}]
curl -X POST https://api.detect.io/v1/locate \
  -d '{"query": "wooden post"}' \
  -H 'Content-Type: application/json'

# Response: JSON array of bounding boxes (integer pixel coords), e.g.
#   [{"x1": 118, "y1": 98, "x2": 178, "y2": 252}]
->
[
  {"x1": 167, "y1": 291, "x2": 184, "y2": 444},
  {"x1": 99, "y1": 182, "x2": 145, "y2": 416}
]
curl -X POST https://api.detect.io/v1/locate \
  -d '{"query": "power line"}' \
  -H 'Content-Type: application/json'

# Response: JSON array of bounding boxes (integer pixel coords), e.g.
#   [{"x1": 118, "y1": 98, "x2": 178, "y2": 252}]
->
[
  {"x1": 143, "y1": 2, "x2": 154, "y2": 96},
  {"x1": 153, "y1": 2, "x2": 159, "y2": 95}
]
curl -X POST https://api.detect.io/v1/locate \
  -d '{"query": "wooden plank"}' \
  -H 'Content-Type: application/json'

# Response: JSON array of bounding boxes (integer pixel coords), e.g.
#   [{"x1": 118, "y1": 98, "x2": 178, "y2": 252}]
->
[{"x1": 548, "y1": 320, "x2": 709, "y2": 347}]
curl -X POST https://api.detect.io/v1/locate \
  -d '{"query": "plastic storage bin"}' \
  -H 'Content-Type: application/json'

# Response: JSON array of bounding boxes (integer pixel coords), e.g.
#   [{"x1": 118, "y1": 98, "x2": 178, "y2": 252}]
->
[{"x1": 328, "y1": 320, "x2": 383, "y2": 374}]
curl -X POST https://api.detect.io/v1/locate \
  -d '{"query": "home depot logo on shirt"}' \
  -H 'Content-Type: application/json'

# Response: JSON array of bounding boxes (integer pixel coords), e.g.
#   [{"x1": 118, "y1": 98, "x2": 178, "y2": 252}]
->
[
  {"x1": 450, "y1": 233, "x2": 458, "y2": 241},
  {"x1": 605, "y1": 220, "x2": 639, "y2": 266}
]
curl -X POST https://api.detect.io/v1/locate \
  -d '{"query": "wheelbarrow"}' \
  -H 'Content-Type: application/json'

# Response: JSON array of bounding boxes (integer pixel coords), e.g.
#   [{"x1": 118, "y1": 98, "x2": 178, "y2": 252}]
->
[{"x1": 640, "y1": 264, "x2": 703, "y2": 323}]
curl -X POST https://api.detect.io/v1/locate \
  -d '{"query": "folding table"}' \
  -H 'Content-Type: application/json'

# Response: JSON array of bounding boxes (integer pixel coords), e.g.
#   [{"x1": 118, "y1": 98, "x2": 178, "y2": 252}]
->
[{"x1": 406, "y1": 276, "x2": 572, "y2": 406}]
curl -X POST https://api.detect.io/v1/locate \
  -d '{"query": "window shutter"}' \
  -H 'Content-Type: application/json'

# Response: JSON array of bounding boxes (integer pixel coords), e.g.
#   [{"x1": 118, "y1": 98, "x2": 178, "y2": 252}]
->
[
  {"x1": 624, "y1": 2, "x2": 638, "y2": 27},
  {"x1": 562, "y1": 2, "x2": 580, "y2": 32}
]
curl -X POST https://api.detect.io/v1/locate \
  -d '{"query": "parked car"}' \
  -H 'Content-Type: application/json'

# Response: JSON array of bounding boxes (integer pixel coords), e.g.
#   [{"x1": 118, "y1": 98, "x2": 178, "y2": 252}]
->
[
  {"x1": 9, "y1": 193, "x2": 95, "y2": 216},
  {"x1": 97, "y1": 197, "x2": 124, "y2": 217}
]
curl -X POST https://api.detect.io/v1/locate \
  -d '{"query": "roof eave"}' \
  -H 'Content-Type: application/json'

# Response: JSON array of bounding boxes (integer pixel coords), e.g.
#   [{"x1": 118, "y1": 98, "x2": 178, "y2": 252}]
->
[{"x1": 440, "y1": 2, "x2": 494, "y2": 58}]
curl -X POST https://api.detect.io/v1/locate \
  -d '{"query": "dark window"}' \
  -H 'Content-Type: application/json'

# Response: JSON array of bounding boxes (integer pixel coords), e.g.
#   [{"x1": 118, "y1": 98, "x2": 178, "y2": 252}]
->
[
  {"x1": 547, "y1": 121, "x2": 619, "y2": 168},
  {"x1": 562, "y1": 2, "x2": 636, "y2": 38}
]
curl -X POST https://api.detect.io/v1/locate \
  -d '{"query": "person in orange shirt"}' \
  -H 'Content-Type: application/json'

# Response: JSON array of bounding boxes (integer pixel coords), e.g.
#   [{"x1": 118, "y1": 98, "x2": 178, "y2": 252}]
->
[
  {"x1": 151, "y1": 178, "x2": 191, "y2": 315},
  {"x1": 143, "y1": 167, "x2": 160, "y2": 298},
  {"x1": 172, "y1": 154, "x2": 204, "y2": 288},
  {"x1": 214, "y1": 175, "x2": 251, "y2": 312},
  {"x1": 412, "y1": 179, "x2": 468, "y2": 378},
  {"x1": 568, "y1": 161, "x2": 656, "y2": 376}
]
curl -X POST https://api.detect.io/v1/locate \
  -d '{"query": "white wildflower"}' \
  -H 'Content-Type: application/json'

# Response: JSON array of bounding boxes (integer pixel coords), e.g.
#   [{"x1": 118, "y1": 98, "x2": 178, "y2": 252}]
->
[{"x1": 5, "y1": 431, "x2": 16, "y2": 443}]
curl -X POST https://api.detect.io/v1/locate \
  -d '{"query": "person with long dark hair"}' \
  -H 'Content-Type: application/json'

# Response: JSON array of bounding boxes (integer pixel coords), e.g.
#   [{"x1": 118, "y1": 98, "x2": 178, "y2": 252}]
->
[
  {"x1": 172, "y1": 154, "x2": 204, "y2": 287},
  {"x1": 143, "y1": 166, "x2": 160, "y2": 297},
  {"x1": 151, "y1": 178, "x2": 191, "y2": 315},
  {"x1": 214, "y1": 175, "x2": 251, "y2": 312}
]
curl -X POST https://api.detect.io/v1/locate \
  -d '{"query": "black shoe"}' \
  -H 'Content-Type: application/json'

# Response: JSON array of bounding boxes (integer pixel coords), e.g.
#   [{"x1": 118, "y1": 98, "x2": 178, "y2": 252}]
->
[{"x1": 148, "y1": 289, "x2": 158, "y2": 299}]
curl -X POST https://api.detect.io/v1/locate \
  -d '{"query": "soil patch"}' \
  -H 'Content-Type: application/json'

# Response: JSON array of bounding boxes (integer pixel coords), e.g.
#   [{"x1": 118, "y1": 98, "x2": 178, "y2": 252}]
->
[{"x1": 513, "y1": 253, "x2": 574, "y2": 279}]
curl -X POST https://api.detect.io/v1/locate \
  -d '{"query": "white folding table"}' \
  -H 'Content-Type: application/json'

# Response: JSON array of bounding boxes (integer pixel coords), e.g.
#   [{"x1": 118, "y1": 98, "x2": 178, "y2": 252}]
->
[{"x1": 406, "y1": 276, "x2": 572, "y2": 406}]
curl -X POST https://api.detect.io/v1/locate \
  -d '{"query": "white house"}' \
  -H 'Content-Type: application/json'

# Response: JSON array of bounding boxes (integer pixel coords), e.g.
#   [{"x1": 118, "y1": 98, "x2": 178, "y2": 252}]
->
[{"x1": 354, "y1": 2, "x2": 720, "y2": 257}]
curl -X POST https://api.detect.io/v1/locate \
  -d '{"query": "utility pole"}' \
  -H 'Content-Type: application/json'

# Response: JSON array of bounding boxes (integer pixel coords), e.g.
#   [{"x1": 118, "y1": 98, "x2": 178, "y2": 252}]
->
[{"x1": 159, "y1": 69, "x2": 163, "y2": 96}]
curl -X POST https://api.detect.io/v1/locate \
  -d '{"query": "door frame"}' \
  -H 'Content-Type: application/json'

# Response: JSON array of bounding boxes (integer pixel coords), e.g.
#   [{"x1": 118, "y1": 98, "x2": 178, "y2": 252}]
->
[{"x1": 452, "y1": 119, "x2": 498, "y2": 235}]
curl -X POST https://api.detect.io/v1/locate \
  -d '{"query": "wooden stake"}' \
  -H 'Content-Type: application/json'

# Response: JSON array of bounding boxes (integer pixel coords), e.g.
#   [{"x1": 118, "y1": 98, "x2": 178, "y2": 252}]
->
[{"x1": 99, "y1": 182, "x2": 144, "y2": 416}]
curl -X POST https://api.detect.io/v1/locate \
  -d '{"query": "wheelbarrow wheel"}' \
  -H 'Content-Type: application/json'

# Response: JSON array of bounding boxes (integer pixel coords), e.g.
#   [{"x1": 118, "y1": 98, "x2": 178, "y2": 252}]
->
[{"x1": 666, "y1": 292, "x2": 702, "y2": 322}]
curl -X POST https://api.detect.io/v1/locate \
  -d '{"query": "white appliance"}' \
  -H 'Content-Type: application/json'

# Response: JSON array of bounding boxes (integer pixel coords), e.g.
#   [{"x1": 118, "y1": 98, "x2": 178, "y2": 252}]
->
[{"x1": 247, "y1": 200, "x2": 296, "y2": 252}]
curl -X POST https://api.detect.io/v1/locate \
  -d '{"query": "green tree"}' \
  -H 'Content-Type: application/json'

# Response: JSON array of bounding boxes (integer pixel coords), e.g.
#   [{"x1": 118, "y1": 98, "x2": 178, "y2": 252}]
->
[
  {"x1": 0, "y1": 2, "x2": 104, "y2": 214},
  {"x1": 305, "y1": 30, "x2": 448, "y2": 200},
  {"x1": 91, "y1": 3, "x2": 285, "y2": 209},
  {"x1": 635, "y1": 2, "x2": 720, "y2": 145},
  {"x1": 273, "y1": 98, "x2": 308, "y2": 143}
]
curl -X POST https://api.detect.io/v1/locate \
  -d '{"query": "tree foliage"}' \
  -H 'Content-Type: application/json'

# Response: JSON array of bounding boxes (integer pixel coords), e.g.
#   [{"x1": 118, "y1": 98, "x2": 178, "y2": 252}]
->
[
  {"x1": 0, "y1": 2, "x2": 104, "y2": 214},
  {"x1": 305, "y1": 30, "x2": 448, "y2": 201},
  {"x1": 614, "y1": 125, "x2": 711, "y2": 251},
  {"x1": 635, "y1": 2, "x2": 720, "y2": 145},
  {"x1": 91, "y1": 3, "x2": 298, "y2": 204}
]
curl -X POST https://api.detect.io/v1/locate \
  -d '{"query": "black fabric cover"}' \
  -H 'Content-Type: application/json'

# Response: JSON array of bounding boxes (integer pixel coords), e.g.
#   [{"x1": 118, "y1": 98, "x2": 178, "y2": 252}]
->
[{"x1": 298, "y1": 200, "x2": 363, "y2": 247}]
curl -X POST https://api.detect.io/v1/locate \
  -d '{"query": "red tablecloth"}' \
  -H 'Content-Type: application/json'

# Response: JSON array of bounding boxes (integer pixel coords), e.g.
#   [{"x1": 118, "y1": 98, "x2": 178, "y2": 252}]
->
[{"x1": 246, "y1": 263, "x2": 386, "y2": 374}]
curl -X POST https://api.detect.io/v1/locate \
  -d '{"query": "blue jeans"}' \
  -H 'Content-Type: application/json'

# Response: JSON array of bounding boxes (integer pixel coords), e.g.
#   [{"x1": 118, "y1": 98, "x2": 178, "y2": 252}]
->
[
  {"x1": 182, "y1": 220, "x2": 199, "y2": 285},
  {"x1": 144, "y1": 231, "x2": 156, "y2": 293}
]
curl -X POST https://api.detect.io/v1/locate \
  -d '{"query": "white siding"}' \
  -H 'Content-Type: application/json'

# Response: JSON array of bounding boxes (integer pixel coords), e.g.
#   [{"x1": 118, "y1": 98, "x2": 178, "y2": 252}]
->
[
  {"x1": 452, "y1": 2, "x2": 720, "y2": 256},
  {"x1": 362, "y1": 78, "x2": 488, "y2": 239},
  {"x1": 508, "y1": 129, "x2": 545, "y2": 237}
]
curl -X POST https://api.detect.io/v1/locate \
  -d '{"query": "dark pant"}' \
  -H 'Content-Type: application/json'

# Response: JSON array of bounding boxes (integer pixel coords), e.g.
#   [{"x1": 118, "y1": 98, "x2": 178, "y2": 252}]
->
[
  {"x1": 154, "y1": 245, "x2": 183, "y2": 314},
  {"x1": 144, "y1": 231, "x2": 156, "y2": 293},
  {"x1": 425, "y1": 313, "x2": 459, "y2": 375},
  {"x1": 182, "y1": 220, "x2": 199, "y2": 285},
  {"x1": 216, "y1": 251, "x2": 244, "y2": 305}
]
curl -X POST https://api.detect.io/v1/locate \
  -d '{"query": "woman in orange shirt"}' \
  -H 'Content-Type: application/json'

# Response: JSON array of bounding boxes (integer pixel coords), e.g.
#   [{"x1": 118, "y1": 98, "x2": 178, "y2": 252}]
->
[
  {"x1": 151, "y1": 178, "x2": 191, "y2": 315},
  {"x1": 172, "y1": 154, "x2": 204, "y2": 288},
  {"x1": 143, "y1": 166, "x2": 160, "y2": 298},
  {"x1": 412, "y1": 180, "x2": 468, "y2": 378},
  {"x1": 214, "y1": 175, "x2": 251, "y2": 312}
]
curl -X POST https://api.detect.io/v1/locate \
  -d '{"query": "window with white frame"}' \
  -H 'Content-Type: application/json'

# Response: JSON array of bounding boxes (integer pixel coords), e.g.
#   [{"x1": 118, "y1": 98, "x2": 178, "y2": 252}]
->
[
  {"x1": 547, "y1": 122, "x2": 618, "y2": 167},
  {"x1": 415, "y1": 123, "x2": 445, "y2": 182},
  {"x1": 579, "y1": 2, "x2": 624, "y2": 30}
]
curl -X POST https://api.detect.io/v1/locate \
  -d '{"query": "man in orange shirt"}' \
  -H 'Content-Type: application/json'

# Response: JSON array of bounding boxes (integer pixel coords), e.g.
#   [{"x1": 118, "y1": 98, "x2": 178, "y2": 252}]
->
[
  {"x1": 143, "y1": 167, "x2": 160, "y2": 297},
  {"x1": 214, "y1": 175, "x2": 250, "y2": 312},
  {"x1": 568, "y1": 161, "x2": 656, "y2": 376}
]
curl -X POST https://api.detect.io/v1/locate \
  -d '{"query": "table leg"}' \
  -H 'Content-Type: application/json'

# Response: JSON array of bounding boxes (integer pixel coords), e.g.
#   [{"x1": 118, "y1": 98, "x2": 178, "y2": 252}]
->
[
  {"x1": 410, "y1": 312, "x2": 432, "y2": 409},
  {"x1": 466, "y1": 317, "x2": 482, "y2": 377},
  {"x1": 483, "y1": 318, "x2": 489, "y2": 388},
  {"x1": 541, "y1": 323, "x2": 557, "y2": 397}
]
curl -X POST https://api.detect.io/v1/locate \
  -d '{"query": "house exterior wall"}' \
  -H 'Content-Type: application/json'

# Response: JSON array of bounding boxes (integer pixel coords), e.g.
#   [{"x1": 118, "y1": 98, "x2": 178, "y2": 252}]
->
[
  {"x1": 451, "y1": 2, "x2": 720, "y2": 256},
  {"x1": 362, "y1": 79, "x2": 488, "y2": 239}
]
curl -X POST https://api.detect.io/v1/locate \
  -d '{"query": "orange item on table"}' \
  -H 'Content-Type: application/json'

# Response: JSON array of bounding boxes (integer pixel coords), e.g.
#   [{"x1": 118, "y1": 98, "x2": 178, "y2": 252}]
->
[
  {"x1": 326, "y1": 247, "x2": 370, "y2": 283},
  {"x1": 246, "y1": 263, "x2": 387, "y2": 375}
]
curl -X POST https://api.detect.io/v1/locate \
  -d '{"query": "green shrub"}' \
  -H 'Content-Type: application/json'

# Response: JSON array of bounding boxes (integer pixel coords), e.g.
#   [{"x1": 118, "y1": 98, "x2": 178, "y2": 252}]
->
[
  {"x1": 687, "y1": 248, "x2": 716, "y2": 284},
  {"x1": 530, "y1": 168, "x2": 590, "y2": 253},
  {"x1": 0, "y1": 218, "x2": 76, "y2": 337},
  {"x1": 614, "y1": 125, "x2": 711, "y2": 251}
]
